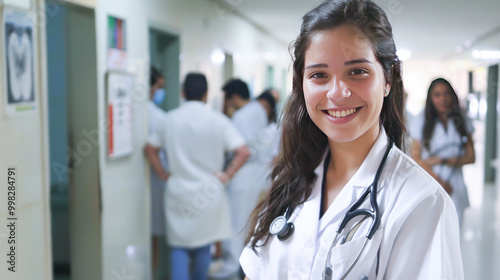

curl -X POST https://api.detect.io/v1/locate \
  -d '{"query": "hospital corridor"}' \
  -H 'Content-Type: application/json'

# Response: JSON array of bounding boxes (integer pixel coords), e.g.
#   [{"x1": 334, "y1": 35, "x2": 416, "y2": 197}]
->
[{"x1": 1, "y1": 0, "x2": 500, "y2": 279}]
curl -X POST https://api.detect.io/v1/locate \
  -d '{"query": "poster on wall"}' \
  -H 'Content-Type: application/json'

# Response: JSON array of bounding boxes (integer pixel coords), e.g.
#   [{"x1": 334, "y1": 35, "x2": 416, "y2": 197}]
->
[
  {"x1": 107, "y1": 15, "x2": 127, "y2": 71},
  {"x1": 107, "y1": 71, "x2": 134, "y2": 159},
  {"x1": 3, "y1": 9, "x2": 36, "y2": 116}
]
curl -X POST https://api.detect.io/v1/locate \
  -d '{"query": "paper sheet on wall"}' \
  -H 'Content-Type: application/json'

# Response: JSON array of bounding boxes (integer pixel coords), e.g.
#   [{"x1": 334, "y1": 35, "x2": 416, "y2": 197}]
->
[
  {"x1": 3, "y1": 9, "x2": 37, "y2": 117},
  {"x1": 107, "y1": 72, "x2": 134, "y2": 159}
]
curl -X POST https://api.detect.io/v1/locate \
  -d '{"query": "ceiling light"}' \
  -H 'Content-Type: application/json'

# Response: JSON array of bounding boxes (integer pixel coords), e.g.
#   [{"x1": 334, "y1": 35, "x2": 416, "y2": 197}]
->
[
  {"x1": 211, "y1": 50, "x2": 225, "y2": 65},
  {"x1": 472, "y1": 50, "x2": 500, "y2": 60}
]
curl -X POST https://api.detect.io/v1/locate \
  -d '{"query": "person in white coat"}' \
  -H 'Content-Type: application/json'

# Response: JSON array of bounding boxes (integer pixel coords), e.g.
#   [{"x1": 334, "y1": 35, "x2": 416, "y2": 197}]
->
[
  {"x1": 211, "y1": 79, "x2": 271, "y2": 278},
  {"x1": 240, "y1": 0, "x2": 464, "y2": 279},
  {"x1": 254, "y1": 90, "x2": 281, "y2": 192},
  {"x1": 147, "y1": 66, "x2": 168, "y2": 276},
  {"x1": 410, "y1": 77, "x2": 475, "y2": 227},
  {"x1": 145, "y1": 73, "x2": 250, "y2": 280}
]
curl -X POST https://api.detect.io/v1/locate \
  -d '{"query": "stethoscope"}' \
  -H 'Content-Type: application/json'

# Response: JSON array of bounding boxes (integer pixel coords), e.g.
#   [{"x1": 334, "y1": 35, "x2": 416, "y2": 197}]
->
[{"x1": 269, "y1": 139, "x2": 393, "y2": 280}]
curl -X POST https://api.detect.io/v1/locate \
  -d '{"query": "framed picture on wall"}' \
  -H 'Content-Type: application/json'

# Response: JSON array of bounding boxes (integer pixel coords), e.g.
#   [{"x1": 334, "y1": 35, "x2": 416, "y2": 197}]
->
[
  {"x1": 3, "y1": 9, "x2": 37, "y2": 117},
  {"x1": 106, "y1": 71, "x2": 134, "y2": 159}
]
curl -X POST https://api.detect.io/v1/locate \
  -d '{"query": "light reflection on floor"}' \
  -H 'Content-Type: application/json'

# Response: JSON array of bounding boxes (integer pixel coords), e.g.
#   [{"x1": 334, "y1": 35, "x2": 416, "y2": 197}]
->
[{"x1": 461, "y1": 121, "x2": 500, "y2": 280}]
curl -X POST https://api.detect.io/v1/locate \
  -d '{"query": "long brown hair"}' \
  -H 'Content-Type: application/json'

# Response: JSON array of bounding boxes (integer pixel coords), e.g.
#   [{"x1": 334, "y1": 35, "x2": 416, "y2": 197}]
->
[
  {"x1": 422, "y1": 78, "x2": 467, "y2": 150},
  {"x1": 246, "y1": 0, "x2": 406, "y2": 251}
]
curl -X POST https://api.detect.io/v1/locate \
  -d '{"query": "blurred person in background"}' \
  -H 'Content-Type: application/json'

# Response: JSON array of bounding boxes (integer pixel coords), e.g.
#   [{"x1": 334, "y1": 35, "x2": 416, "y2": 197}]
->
[
  {"x1": 145, "y1": 73, "x2": 250, "y2": 280},
  {"x1": 211, "y1": 79, "x2": 270, "y2": 279},
  {"x1": 255, "y1": 89, "x2": 281, "y2": 192},
  {"x1": 410, "y1": 77, "x2": 475, "y2": 227},
  {"x1": 148, "y1": 66, "x2": 168, "y2": 277}
]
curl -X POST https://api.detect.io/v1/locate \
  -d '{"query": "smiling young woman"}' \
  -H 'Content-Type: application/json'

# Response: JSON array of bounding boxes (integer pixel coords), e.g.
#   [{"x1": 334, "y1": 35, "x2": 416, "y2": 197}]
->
[{"x1": 240, "y1": 0, "x2": 464, "y2": 279}]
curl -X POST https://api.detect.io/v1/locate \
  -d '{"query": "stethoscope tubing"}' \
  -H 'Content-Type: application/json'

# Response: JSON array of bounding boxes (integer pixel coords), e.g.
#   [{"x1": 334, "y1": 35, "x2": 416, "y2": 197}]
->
[
  {"x1": 337, "y1": 139, "x2": 393, "y2": 240},
  {"x1": 323, "y1": 140, "x2": 393, "y2": 280},
  {"x1": 323, "y1": 218, "x2": 370, "y2": 280}
]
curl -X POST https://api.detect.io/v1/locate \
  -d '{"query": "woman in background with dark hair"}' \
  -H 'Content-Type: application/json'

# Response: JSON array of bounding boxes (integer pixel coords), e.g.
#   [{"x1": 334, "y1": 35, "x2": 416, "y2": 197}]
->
[
  {"x1": 411, "y1": 77, "x2": 475, "y2": 227},
  {"x1": 240, "y1": 0, "x2": 464, "y2": 279}
]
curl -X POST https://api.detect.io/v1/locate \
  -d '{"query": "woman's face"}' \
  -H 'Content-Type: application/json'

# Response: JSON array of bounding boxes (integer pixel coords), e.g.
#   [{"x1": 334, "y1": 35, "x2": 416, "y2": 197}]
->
[
  {"x1": 430, "y1": 82, "x2": 453, "y2": 116},
  {"x1": 303, "y1": 25, "x2": 388, "y2": 144}
]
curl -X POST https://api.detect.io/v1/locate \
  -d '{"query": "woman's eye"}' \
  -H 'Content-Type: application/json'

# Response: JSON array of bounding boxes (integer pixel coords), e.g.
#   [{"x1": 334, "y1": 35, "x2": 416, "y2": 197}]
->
[
  {"x1": 310, "y1": 72, "x2": 327, "y2": 79},
  {"x1": 350, "y1": 69, "x2": 367, "y2": 75}
]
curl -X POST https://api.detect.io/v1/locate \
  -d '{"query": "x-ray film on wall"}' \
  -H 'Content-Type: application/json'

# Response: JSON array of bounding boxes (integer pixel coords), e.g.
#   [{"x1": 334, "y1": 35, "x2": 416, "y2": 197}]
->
[{"x1": 3, "y1": 9, "x2": 36, "y2": 116}]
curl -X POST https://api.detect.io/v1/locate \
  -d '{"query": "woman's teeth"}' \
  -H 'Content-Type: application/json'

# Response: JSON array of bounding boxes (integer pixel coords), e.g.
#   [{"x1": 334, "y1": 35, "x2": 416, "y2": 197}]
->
[{"x1": 327, "y1": 108, "x2": 357, "y2": 118}]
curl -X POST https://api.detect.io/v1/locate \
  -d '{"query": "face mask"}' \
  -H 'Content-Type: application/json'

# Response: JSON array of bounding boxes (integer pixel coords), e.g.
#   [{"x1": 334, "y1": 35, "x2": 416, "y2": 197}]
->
[{"x1": 153, "y1": 89, "x2": 166, "y2": 105}]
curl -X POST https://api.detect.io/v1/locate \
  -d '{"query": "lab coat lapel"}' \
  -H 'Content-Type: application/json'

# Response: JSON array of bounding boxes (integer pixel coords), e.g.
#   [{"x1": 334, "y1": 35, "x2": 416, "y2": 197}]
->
[
  {"x1": 318, "y1": 131, "x2": 390, "y2": 233},
  {"x1": 351, "y1": 131, "x2": 390, "y2": 190},
  {"x1": 287, "y1": 156, "x2": 324, "y2": 279}
]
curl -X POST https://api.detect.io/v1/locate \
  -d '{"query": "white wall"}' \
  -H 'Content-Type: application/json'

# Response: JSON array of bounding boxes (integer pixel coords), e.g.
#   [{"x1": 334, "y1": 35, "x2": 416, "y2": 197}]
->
[
  {"x1": 0, "y1": 0, "x2": 52, "y2": 279},
  {"x1": 94, "y1": 0, "x2": 291, "y2": 279}
]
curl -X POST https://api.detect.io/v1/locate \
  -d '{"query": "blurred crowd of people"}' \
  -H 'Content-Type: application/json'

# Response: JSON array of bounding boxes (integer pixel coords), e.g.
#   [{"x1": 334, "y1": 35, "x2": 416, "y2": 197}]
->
[{"x1": 144, "y1": 67, "x2": 281, "y2": 280}]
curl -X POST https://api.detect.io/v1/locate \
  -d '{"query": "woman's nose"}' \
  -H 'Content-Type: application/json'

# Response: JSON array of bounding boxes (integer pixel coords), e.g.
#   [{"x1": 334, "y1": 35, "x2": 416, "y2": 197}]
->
[{"x1": 326, "y1": 78, "x2": 351, "y2": 101}]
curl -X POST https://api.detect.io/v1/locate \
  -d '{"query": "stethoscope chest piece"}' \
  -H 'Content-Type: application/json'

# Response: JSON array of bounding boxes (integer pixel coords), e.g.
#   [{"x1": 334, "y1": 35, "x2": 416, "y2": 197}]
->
[{"x1": 269, "y1": 207, "x2": 294, "y2": 241}]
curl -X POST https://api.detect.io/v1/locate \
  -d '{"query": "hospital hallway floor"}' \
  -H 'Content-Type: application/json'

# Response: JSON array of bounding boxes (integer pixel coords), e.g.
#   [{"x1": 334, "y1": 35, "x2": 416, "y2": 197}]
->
[{"x1": 461, "y1": 121, "x2": 500, "y2": 280}]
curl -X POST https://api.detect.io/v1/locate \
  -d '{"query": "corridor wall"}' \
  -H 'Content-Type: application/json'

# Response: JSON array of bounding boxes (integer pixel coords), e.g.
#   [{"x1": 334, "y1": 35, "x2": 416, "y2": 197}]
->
[
  {"x1": 0, "y1": 1, "x2": 52, "y2": 279},
  {"x1": 94, "y1": 0, "x2": 290, "y2": 279}
]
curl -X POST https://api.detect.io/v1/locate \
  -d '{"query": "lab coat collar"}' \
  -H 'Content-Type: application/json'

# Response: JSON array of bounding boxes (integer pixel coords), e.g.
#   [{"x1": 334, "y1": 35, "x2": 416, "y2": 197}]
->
[
  {"x1": 315, "y1": 129, "x2": 391, "y2": 190},
  {"x1": 316, "y1": 129, "x2": 392, "y2": 231},
  {"x1": 182, "y1": 100, "x2": 206, "y2": 107},
  {"x1": 351, "y1": 129, "x2": 391, "y2": 189}
]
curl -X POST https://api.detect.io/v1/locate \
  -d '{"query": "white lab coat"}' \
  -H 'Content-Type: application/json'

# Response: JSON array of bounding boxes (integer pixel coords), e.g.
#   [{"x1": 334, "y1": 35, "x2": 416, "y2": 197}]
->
[
  {"x1": 148, "y1": 101, "x2": 246, "y2": 248},
  {"x1": 148, "y1": 101, "x2": 168, "y2": 235},
  {"x1": 255, "y1": 122, "x2": 281, "y2": 191},
  {"x1": 222, "y1": 101, "x2": 270, "y2": 271},
  {"x1": 240, "y1": 131, "x2": 463, "y2": 280},
  {"x1": 410, "y1": 112, "x2": 474, "y2": 226}
]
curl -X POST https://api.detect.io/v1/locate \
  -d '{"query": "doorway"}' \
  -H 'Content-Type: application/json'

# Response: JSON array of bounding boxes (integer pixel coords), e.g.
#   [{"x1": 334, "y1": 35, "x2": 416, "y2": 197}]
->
[
  {"x1": 149, "y1": 28, "x2": 180, "y2": 112},
  {"x1": 148, "y1": 27, "x2": 180, "y2": 280},
  {"x1": 47, "y1": 3, "x2": 99, "y2": 280}
]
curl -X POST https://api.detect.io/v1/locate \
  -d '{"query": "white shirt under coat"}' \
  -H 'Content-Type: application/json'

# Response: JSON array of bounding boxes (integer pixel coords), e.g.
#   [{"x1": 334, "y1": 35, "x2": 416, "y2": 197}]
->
[
  {"x1": 223, "y1": 100, "x2": 271, "y2": 265},
  {"x1": 148, "y1": 101, "x2": 246, "y2": 248},
  {"x1": 240, "y1": 130, "x2": 464, "y2": 280}
]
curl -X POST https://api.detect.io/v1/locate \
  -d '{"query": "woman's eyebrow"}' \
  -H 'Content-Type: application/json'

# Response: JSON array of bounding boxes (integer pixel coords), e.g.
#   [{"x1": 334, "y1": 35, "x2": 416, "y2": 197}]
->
[
  {"x1": 344, "y1": 58, "x2": 372, "y2": 66},
  {"x1": 304, "y1": 63, "x2": 328, "y2": 70}
]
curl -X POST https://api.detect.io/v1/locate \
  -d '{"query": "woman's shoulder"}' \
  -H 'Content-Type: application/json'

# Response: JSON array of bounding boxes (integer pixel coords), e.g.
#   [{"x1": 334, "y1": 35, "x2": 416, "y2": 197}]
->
[
  {"x1": 386, "y1": 146, "x2": 445, "y2": 198},
  {"x1": 382, "y1": 146, "x2": 453, "y2": 221}
]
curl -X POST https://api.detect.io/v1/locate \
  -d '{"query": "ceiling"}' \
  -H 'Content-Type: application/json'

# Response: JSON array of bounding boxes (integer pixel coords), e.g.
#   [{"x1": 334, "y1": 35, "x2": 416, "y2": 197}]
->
[{"x1": 215, "y1": 0, "x2": 500, "y2": 62}]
